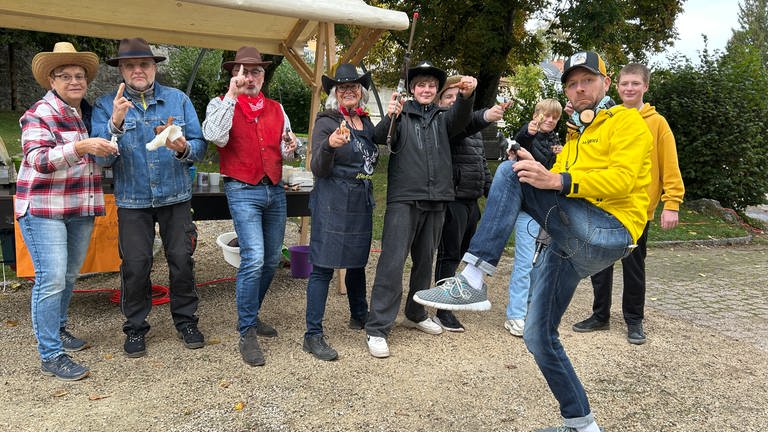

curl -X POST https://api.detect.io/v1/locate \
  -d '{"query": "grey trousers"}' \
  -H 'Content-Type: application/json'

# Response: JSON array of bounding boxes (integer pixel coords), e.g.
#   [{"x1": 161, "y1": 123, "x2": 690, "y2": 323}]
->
[{"x1": 365, "y1": 201, "x2": 445, "y2": 338}]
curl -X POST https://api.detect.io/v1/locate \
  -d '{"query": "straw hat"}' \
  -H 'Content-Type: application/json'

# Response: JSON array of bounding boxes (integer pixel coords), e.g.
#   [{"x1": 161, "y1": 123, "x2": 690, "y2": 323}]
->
[
  {"x1": 222, "y1": 46, "x2": 272, "y2": 73},
  {"x1": 31, "y1": 42, "x2": 99, "y2": 90}
]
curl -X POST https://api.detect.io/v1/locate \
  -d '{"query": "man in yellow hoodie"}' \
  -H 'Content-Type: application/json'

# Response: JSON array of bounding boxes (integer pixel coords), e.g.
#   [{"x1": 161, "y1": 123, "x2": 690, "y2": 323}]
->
[
  {"x1": 573, "y1": 63, "x2": 685, "y2": 345},
  {"x1": 414, "y1": 51, "x2": 652, "y2": 432}
]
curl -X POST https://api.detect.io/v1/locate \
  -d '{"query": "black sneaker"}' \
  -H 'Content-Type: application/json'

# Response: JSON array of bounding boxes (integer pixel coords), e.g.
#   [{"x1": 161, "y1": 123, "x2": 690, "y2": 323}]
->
[
  {"x1": 256, "y1": 318, "x2": 278, "y2": 338},
  {"x1": 124, "y1": 332, "x2": 146, "y2": 358},
  {"x1": 434, "y1": 310, "x2": 465, "y2": 332},
  {"x1": 348, "y1": 315, "x2": 367, "y2": 330},
  {"x1": 303, "y1": 334, "x2": 338, "y2": 361},
  {"x1": 627, "y1": 323, "x2": 646, "y2": 345},
  {"x1": 60, "y1": 328, "x2": 88, "y2": 352},
  {"x1": 41, "y1": 354, "x2": 89, "y2": 381},
  {"x1": 178, "y1": 324, "x2": 205, "y2": 349},
  {"x1": 239, "y1": 327, "x2": 265, "y2": 366},
  {"x1": 572, "y1": 315, "x2": 610, "y2": 333}
]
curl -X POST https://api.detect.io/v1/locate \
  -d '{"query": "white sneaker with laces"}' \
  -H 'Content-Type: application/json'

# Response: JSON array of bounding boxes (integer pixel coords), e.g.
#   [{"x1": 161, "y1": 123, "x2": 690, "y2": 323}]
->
[
  {"x1": 366, "y1": 335, "x2": 390, "y2": 358},
  {"x1": 401, "y1": 317, "x2": 444, "y2": 335},
  {"x1": 504, "y1": 319, "x2": 525, "y2": 337}
]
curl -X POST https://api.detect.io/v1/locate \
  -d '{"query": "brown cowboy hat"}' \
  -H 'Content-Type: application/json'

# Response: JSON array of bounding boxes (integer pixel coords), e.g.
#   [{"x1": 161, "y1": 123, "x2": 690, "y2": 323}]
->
[
  {"x1": 31, "y1": 42, "x2": 99, "y2": 90},
  {"x1": 321, "y1": 63, "x2": 371, "y2": 94},
  {"x1": 106, "y1": 37, "x2": 166, "y2": 66},
  {"x1": 222, "y1": 46, "x2": 272, "y2": 73}
]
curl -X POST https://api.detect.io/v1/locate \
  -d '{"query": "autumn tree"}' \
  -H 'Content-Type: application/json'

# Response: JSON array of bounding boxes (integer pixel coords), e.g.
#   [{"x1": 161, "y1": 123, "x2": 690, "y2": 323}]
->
[{"x1": 359, "y1": 0, "x2": 683, "y2": 109}]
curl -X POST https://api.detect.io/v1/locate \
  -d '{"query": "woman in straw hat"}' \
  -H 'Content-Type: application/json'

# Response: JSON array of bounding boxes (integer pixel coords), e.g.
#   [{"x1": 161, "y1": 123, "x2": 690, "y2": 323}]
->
[
  {"x1": 17, "y1": 41, "x2": 117, "y2": 381},
  {"x1": 301, "y1": 63, "x2": 378, "y2": 361}
]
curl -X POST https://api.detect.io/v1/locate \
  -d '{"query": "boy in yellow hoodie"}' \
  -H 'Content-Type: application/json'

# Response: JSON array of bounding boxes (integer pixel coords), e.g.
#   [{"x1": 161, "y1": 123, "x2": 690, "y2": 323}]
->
[
  {"x1": 573, "y1": 63, "x2": 685, "y2": 345},
  {"x1": 414, "y1": 51, "x2": 652, "y2": 432}
]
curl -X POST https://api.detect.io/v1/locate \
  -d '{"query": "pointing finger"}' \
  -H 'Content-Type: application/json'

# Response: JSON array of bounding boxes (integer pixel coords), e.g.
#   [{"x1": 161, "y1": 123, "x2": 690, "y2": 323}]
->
[
  {"x1": 114, "y1": 83, "x2": 125, "y2": 101},
  {"x1": 238, "y1": 64, "x2": 244, "y2": 78}
]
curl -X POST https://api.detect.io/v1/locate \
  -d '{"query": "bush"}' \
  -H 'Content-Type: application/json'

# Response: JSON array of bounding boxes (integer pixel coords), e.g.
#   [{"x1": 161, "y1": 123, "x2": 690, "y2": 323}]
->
[
  {"x1": 648, "y1": 47, "x2": 768, "y2": 210},
  {"x1": 500, "y1": 64, "x2": 565, "y2": 139},
  {"x1": 166, "y1": 47, "x2": 227, "y2": 121},
  {"x1": 270, "y1": 61, "x2": 312, "y2": 134}
]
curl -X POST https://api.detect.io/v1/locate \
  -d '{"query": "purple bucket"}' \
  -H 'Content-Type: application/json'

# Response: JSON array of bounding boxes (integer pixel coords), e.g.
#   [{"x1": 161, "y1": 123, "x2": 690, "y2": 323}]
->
[{"x1": 288, "y1": 245, "x2": 312, "y2": 278}]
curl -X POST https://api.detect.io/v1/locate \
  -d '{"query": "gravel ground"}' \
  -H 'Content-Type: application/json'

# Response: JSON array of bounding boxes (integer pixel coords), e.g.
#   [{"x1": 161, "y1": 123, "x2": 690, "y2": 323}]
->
[{"x1": 0, "y1": 220, "x2": 766, "y2": 431}]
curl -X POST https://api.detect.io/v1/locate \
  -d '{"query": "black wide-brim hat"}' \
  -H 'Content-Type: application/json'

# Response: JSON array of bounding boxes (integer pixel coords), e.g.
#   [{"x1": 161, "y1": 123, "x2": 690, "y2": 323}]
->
[
  {"x1": 322, "y1": 63, "x2": 371, "y2": 94},
  {"x1": 106, "y1": 38, "x2": 166, "y2": 66},
  {"x1": 407, "y1": 61, "x2": 447, "y2": 93}
]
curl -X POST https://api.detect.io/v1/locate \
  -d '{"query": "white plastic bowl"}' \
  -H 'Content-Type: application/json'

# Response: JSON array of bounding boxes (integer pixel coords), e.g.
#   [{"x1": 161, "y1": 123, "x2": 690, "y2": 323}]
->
[{"x1": 216, "y1": 231, "x2": 240, "y2": 268}]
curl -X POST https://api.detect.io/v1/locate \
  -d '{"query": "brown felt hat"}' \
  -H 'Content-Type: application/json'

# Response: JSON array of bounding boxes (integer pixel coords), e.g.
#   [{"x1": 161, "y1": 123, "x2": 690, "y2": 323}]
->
[
  {"x1": 222, "y1": 46, "x2": 272, "y2": 73},
  {"x1": 106, "y1": 38, "x2": 166, "y2": 66}
]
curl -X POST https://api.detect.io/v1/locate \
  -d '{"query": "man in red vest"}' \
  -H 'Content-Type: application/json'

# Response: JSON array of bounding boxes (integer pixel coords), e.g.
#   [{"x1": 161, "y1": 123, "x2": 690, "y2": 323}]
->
[{"x1": 202, "y1": 46, "x2": 297, "y2": 367}]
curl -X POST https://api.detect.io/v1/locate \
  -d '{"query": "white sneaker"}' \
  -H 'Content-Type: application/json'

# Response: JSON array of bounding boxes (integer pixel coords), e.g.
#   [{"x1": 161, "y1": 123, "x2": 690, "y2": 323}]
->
[
  {"x1": 504, "y1": 319, "x2": 525, "y2": 337},
  {"x1": 401, "y1": 317, "x2": 444, "y2": 335},
  {"x1": 366, "y1": 335, "x2": 390, "y2": 358}
]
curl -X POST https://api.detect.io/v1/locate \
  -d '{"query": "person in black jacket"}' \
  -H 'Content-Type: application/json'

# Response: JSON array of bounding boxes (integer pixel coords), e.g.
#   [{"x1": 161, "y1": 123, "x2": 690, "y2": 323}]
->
[
  {"x1": 303, "y1": 64, "x2": 379, "y2": 361},
  {"x1": 433, "y1": 75, "x2": 505, "y2": 332},
  {"x1": 365, "y1": 62, "x2": 477, "y2": 358},
  {"x1": 503, "y1": 99, "x2": 562, "y2": 338}
]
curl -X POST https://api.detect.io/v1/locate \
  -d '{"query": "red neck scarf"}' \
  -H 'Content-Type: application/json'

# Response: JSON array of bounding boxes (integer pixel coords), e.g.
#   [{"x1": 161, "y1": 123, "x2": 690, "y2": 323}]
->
[
  {"x1": 237, "y1": 93, "x2": 265, "y2": 122},
  {"x1": 340, "y1": 106, "x2": 368, "y2": 117}
]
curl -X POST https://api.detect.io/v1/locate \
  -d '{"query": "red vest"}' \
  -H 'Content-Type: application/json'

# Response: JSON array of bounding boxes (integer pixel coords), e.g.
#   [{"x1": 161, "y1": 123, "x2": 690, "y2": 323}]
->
[{"x1": 218, "y1": 96, "x2": 285, "y2": 185}]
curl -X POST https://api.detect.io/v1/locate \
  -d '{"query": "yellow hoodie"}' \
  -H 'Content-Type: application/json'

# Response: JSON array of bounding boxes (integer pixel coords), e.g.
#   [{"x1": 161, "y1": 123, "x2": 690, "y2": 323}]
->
[
  {"x1": 639, "y1": 103, "x2": 685, "y2": 220},
  {"x1": 553, "y1": 105, "x2": 652, "y2": 243}
]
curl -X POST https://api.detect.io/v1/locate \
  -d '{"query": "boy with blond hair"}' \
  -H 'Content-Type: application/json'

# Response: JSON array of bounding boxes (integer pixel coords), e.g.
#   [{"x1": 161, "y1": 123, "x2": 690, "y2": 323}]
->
[{"x1": 504, "y1": 99, "x2": 563, "y2": 337}]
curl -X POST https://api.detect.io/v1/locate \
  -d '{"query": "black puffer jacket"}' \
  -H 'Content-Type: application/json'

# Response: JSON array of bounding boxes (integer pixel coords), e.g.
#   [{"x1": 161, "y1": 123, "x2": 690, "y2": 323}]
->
[
  {"x1": 374, "y1": 93, "x2": 474, "y2": 203},
  {"x1": 450, "y1": 109, "x2": 492, "y2": 200},
  {"x1": 514, "y1": 122, "x2": 560, "y2": 169}
]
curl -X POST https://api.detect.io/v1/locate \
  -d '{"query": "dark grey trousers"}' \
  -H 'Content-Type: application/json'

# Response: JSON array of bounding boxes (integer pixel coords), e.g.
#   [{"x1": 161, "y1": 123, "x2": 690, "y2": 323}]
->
[{"x1": 365, "y1": 201, "x2": 445, "y2": 338}]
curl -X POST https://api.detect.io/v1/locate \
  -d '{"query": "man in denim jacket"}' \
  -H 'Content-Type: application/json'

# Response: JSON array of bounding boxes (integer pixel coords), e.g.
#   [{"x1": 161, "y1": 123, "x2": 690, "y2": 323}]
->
[{"x1": 93, "y1": 38, "x2": 207, "y2": 358}]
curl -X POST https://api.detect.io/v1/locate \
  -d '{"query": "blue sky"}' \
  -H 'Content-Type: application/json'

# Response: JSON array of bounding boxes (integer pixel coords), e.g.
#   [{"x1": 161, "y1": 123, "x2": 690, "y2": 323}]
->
[{"x1": 662, "y1": 0, "x2": 740, "y2": 59}]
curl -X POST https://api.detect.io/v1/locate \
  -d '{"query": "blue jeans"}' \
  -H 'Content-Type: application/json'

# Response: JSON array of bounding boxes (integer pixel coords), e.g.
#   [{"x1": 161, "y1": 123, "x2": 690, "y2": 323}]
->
[
  {"x1": 225, "y1": 181, "x2": 287, "y2": 335},
  {"x1": 305, "y1": 265, "x2": 367, "y2": 337},
  {"x1": 505, "y1": 211, "x2": 539, "y2": 321},
  {"x1": 464, "y1": 161, "x2": 633, "y2": 426},
  {"x1": 18, "y1": 212, "x2": 94, "y2": 361}
]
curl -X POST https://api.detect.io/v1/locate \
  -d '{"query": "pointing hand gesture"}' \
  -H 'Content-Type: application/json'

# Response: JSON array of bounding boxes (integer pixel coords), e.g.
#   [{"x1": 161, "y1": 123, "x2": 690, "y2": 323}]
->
[
  {"x1": 226, "y1": 65, "x2": 247, "y2": 99},
  {"x1": 111, "y1": 83, "x2": 132, "y2": 128}
]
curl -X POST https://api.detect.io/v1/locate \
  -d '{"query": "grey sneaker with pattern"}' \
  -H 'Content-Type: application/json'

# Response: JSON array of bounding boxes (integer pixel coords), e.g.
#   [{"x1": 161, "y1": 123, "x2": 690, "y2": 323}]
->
[{"x1": 413, "y1": 275, "x2": 491, "y2": 311}]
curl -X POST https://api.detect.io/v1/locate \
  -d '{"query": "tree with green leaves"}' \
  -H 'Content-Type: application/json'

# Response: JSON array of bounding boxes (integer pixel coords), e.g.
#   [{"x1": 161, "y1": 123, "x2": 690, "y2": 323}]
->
[
  {"x1": 649, "y1": 47, "x2": 768, "y2": 210},
  {"x1": 361, "y1": 0, "x2": 682, "y2": 110},
  {"x1": 726, "y1": 0, "x2": 768, "y2": 68}
]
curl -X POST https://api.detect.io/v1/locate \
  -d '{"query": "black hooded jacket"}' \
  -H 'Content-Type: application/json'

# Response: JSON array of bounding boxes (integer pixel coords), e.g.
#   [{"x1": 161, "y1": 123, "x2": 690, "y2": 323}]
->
[{"x1": 373, "y1": 93, "x2": 475, "y2": 203}]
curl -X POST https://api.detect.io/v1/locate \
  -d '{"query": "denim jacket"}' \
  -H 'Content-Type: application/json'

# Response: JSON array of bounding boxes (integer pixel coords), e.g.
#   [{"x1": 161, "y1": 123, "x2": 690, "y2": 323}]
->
[{"x1": 92, "y1": 82, "x2": 207, "y2": 208}]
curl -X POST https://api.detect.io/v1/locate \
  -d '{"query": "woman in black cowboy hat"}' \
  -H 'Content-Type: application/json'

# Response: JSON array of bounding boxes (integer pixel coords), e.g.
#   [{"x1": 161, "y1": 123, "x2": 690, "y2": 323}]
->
[{"x1": 302, "y1": 63, "x2": 378, "y2": 361}]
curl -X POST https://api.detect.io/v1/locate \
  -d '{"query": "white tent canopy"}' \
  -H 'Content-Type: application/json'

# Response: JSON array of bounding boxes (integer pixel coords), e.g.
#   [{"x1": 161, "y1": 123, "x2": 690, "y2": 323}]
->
[{"x1": 0, "y1": 0, "x2": 408, "y2": 54}]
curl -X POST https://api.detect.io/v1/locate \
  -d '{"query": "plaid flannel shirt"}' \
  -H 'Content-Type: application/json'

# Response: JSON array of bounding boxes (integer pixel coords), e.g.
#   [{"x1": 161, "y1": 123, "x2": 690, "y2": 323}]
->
[{"x1": 15, "y1": 91, "x2": 104, "y2": 219}]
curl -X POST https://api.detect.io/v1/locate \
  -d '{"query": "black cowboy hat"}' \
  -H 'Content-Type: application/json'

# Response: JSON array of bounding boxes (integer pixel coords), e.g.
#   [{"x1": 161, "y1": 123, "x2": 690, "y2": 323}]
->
[
  {"x1": 407, "y1": 61, "x2": 447, "y2": 93},
  {"x1": 321, "y1": 63, "x2": 372, "y2": 94},
  {"x1": 106, "y1": 38, "x2": 166, "y2": 66}
]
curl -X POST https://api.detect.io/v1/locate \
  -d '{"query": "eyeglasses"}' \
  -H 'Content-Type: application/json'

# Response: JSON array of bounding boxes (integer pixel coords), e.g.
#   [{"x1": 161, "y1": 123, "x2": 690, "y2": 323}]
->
[
  {"x1": 53, "y1": 74, "x2": 87, "y2": 82},
  {"x1": 242, "y1": 68, "x2": 265, "y2": 77},
  {"x1": 337, "y1": 84, "x2": 360, "y2": 93},
  {"x1": 120, "y1": 61, "x2": 155, "y2": 70}
]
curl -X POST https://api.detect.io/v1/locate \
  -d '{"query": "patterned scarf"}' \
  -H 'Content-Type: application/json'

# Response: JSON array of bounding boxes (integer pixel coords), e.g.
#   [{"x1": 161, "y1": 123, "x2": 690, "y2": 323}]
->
[
  {"x1": 237, "y1": 93, "x2": 266, "y2": 122},
  {"x1": 339, "y1": 106, "x2": 368, "y2": 117}
]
